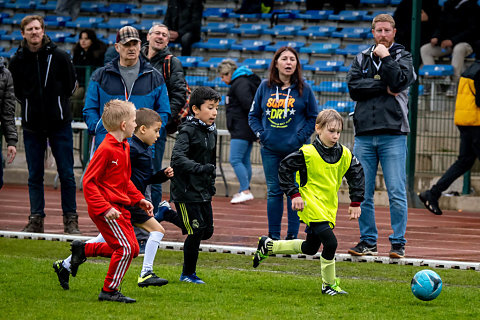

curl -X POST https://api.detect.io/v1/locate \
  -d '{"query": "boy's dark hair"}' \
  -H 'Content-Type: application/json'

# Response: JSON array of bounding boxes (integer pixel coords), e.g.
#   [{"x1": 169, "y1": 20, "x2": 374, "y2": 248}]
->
[
  {"x1": 189, "y1": 86, "x2": 221, "y2": 111},
  {"x1": 135, "y1": 108, "x2": 161, "y2": 132}
]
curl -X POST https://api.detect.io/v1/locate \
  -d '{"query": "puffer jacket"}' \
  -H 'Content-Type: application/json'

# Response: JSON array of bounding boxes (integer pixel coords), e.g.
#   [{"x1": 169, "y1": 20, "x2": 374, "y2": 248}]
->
[
  {"x1": 9, "y1": 36, "x2": 77, "y2": 132},
  {"x1": 347, "y1": 43, "x2": 416, "y2": 136},
  {"x1": 0, "y1": 57, "x2": 17, "y2": 147},
  {"x1": 454, "y1": 60, "x2": 480, "y2": 126}
]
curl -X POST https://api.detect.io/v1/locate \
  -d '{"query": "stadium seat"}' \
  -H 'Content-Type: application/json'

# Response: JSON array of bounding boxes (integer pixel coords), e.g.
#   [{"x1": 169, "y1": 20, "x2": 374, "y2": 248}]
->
[
  {"x1": 0, "y1": 47, "x2": 18, "y2": 58},
  {"x1": 263, "y1": 25, "x2": 302, "y2": 36},
  {"x1": 320, "y1": 100, "x2": 355, "y2": 113},
  {"x1": 0, "y1": 47, "x2": 4, "y2": 52},
  {"x1": 313, "y1": 81, "x2": 348, "y2": 93},
  {"x1": 177, "y1": 56, "x2": 204, "y2": 68},
  {"x1": 46, "y1": 31, "x2": 72, "y2": 43},
  {"x1": 201, "y1": 22, "x2": 235, "y2": 34},
  {"x1": 185, "y1": 75, "x2": 209, "y2": 86},
  {"x1": 97, "y1": 18, "x2": 138, "y2": 30},
  {"x1": 98, "y1": 3, "x2": 137, "y2": 14},
  {"x1": 203, "y1": 8, "x2": 232, "y2": 19},
  {"x1": 419, "y1": 65, "x2": 454, "y2": 76},
  {"x1": 390, "y1": 0, "x2": 402, "y2": 4},
  {"x1": 230, "y1": 23, "x2": 269, "y2": 35},
  {"x1": 131, "y1": 4, "x2": 166, "y2": 16},
  {"x1": 299, "y1": 43, "x2": 340, "y2": 54},
  {"x1": 297, "y1": 26, "x2": 337, "y2": 38},
  {"x1": 265, "y1": 41, "x2": 305, "y2": 52},
  {"x1": 192, "y1": 38, "x2": 236, "y2": 50},
  {"x1": 261, "y1": 10, "x2": 295, "y2": 20},
  {"x1": 328, "y1": 10, "x2": 368, "y2": 21},
  {"x1": 336, "y1": 44, "x2": 371, "y2": 56},
  {"x1": 133, "y1": 19, "x2": 164, "y2": 31},
  {"x1": 3, "y1": 13, "x2": 29, "y2": 25},
  {"x1": 197, "y1": 57, "x2": 239, "y2": 69},
  {"x1": 360, "y1": 0, "x2": 390, "y2": 4},
  {"x1": 303, "y1": 60, "x2": 343, "y2": 72},
  {"x1": 36, "y1": 1, "x2": 57, "y2": 11},
  {"x1": 338, "y1": 64, "x2": 352, "y2": 73},
  {"x1": 228, "y1": 12, "x2": 261, "y2": 19},
  {"x1": 80, "y1": 2, "x2": 105, "y2": 13},
  {"x1": 231, "y1": 40, "x2": 271, "y2": 52},
  {"x1": 0, "y1": 30, "x2": 6, "y2": 37},
  {"x1": 1, "y1": 30, "x2": 23, "y2": 42},
  {"x1": 204, "y1": 77, "x2": 228, "y2": 88},
  {"x1": 295, "y1": 10, "x2": 333, "y2": 20},
  {"x1": 44, "y1": 15, "x2": 72, "y2": 28},
  {"x1": 105, "y1": 34, "x2": 118, "y2": 45},
  {"x1": 0, "y1": 13, "x2": 9, "y2": 23},
  {"x1": 331, "y1": 27, "x2": 370, "y2": 39},
  {"x1": 241, "y1": 58, "x2": 270, "y2": 70},
  {"x1": 66, "y1": 17, "x2": 104, "y2": 28},
  {"x1": 4, "y1": 0, "x2": 35, "y2": 9}
]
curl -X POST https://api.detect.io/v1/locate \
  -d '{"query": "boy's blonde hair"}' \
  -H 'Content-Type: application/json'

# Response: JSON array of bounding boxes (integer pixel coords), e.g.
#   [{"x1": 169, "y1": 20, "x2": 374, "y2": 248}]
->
[
  {"x1": 102, "y1": 99, "x2": 136, "y2": 132},
  {"x1": 316, "y1": 109, "x2": 344, "y2": 131},
  {"x1": 134, "y1": 108, "x2": 161, "y2": 133}
]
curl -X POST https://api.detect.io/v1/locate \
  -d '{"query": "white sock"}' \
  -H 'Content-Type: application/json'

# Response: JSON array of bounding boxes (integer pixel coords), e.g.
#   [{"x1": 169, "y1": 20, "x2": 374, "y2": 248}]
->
[
  {"x1": 62, "y1": 233, "x2": 106, "y2": 272},
  {"x1": 141, "y1": 231, "x2": 164, "y2": 277}
]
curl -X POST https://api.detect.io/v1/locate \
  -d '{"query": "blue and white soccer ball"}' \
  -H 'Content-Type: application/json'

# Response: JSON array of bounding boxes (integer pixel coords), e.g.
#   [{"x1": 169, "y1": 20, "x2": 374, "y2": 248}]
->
[{"x1": 411, "y1": 269, "x2": 443, "y2": 301}]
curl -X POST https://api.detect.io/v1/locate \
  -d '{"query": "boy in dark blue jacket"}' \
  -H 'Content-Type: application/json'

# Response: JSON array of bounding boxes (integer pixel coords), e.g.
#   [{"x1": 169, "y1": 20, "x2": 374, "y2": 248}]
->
[{"x1": 170, "y1": 87, "x2": 221, "y2": 284}]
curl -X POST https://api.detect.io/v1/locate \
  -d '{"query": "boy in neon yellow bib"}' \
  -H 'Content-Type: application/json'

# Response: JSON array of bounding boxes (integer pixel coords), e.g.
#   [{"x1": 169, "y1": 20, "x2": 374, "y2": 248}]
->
[{"x1": 253, "y1": 109, "x2": 365, "y2": 295}]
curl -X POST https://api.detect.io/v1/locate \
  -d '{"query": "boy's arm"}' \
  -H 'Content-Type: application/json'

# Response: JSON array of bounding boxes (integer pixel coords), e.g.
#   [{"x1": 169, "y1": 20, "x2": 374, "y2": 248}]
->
[
  {"x1": 171, "y1": 131, "x2": 215, "y2": 174},
  {"x1": 278, "y1": 150, "x2": 306, "y2": 198},
  {"x1": 343, "y1": 154, "x2": 365, "y2": 206},
  {"x1": 148, "y1": 169, "x2": 169, "y2": 185}
]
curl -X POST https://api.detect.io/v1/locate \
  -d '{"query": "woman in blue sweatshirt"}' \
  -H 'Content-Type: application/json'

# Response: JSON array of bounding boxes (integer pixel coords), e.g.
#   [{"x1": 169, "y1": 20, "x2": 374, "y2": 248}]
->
[{"x1": 248, "y1": 46, "x2": 318, "y2": 240}]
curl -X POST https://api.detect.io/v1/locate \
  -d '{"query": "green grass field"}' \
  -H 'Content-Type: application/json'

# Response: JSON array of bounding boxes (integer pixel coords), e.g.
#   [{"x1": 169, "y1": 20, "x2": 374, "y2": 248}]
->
[{"x1": 0, "y1": 237, "x2": 479, "y2": 320}]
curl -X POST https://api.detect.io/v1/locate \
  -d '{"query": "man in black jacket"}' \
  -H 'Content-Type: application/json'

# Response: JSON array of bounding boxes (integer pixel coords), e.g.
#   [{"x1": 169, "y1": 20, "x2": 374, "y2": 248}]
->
[
  {"x1": 163, "y1": 0, "x2": 204, "y2": 56},
  {"x1": 9, "y1": 15, "x2": 79, "y2": 234}
]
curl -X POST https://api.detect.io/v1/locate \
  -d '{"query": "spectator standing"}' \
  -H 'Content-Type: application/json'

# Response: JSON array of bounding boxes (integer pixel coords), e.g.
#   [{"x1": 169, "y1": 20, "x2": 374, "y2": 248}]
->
[
  {"x1": 218, "y1": 59, "x2": 260, "y2": 204},
  {"x1": 9, "y1": 15, "x2": 79, "y2": 234},
  {"x1": 419, "y1": 60, "x2": 480, "y2": 215},
  {"x1": 248, "y1": 47, "x2": 318, "y2": 240},
  {"x1": 163, "y1": 0, "x2": 204, "y2": 56},
  {"x1": 0, "y1": 57, "x2": 17, "y2": 189},
  {"x1": 56, "y1": 0, "x2": 81, "y2": 20},
  {"x1": 346, "y1": 14, "x2": 416, "y2": 258},
  {"x1": 393, "y1": 0, "x2": 440, "y2": 52},
  {"x1": 71, "y1": 29, "x2": 107, "y2": 119},
  {"x1": 420, "y1": 0, "x2": 480, "y2": 96}
]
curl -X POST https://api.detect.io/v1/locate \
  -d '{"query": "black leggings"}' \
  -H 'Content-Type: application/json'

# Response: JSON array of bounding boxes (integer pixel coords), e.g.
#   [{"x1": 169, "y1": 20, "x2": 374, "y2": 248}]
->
[
  {"x1": 301, "y1": 223, "x2": 338, "y2": 260},
  {"x1": 182, "y1": 227, "x2": 214, "y2": 275}
]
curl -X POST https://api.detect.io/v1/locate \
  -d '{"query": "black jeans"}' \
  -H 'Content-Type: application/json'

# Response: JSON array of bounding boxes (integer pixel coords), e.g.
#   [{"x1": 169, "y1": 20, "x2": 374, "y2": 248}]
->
[{"x1": 431, "y1": 126, "x2": 480, "y2": 198}]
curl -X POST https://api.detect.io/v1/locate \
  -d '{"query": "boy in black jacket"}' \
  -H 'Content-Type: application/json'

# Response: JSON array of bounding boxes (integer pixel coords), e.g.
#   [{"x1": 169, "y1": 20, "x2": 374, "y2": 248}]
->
[{"x1": 170, "y1": 87, "x2": 221, "y2": 284}]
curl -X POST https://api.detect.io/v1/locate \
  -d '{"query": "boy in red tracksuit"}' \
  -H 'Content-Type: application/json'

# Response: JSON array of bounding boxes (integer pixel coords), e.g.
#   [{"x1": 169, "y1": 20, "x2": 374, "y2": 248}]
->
[{"x1": 71, "y1": 99, "x2": 153, "y2": 303}]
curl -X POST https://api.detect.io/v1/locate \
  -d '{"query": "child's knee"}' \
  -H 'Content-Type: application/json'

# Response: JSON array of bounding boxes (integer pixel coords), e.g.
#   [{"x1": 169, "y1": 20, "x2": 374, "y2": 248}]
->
[{"x1": 201, "y1": 227, "x2": 214, "y2": 240}]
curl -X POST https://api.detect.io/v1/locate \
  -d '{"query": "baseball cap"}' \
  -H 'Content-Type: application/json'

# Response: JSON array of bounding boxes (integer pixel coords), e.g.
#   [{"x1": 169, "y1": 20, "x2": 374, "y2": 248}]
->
[{"x1": 116, "y1": 26, "x2": 141, "y2": 44}]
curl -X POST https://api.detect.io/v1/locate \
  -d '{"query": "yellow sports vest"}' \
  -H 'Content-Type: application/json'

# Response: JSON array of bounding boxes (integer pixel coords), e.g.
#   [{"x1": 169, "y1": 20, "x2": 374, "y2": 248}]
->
[
  {"x1": 454, "y1": 67, "x2": 480, "y2": 126},
  {"x1": 296, "y1": 144, "x2": 352, "y2": 227}
]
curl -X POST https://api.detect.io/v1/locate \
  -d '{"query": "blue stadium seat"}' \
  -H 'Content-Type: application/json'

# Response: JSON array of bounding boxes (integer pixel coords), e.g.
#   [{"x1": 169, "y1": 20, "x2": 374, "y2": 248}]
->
[
  {"x1": 0, "y1": 47, "x2": 18, "y2": 58},
  {"x1": 231, "y1": 40, "x2": 271, "y2": 52},
  {"x1": 44, "y1": 15, "x2": 72, "y2": 27},
  {"x1": 265, "y1": 41, "x2": 305, "y2": 52},
  {"x1": 204, "y1": 77, "x2": 228, "y2": 88},
  {"x1": 419, "y1": 65, "x2": 454, "y2": 76},
  {"x1": 192, "y1": 38, "x2": 236, "y2": 50},
  {"x1": 230, "y1": 23, "x2": 269, "y2": 35},
  {"x1": 0, "y1": 47, "x2": 4, "y2": 52},
  {"x1": 98, "y1": 3, "x2": 137, "y2": 14},
  {"x1": 177, "y1": 56, "x2": 204, "y2": 68},
  {"x1": 46, "y1": 31, "x2": 72, "y2": 43},
  {"x1": 331, "y1": 27, "x2": 370, "y2": 39},
  {"x1": 0, "y1": 13, "x2": 9, "y2": 23},
  {"x1": 364, "y1": 10, "x2": 394, "y2": 21},
  {"x1": 0, "y1": 30, "x2": 6, "y2": 37},
  {"x1": 328, "y1": 10, "x2": 368, "y2": 21},
  {"x1": 131, "y1": 4, "x2": 166, "y2": 16},
  {"x1": 297, "y1": 26, "x2": 337, "y2": 38},
  {"x1": 105, "y1": 34, "x2": 118, "y2": 45},
  {"x1": 299, "y1": 43, "x2": 340, "y2": 54},
  {"x1": 295, "y1": 10, "x2": 333, "y2": 20},
  {"x1": 97, "y1": 18, "x2": 138, "y2": 30},
  {"x1": 4, "y1": 0, "x2": 35, "y2": 9},
  {"x1": 37, "y1": 1, "x2": 57, "y2": 11},
  {"x1": 263, "y1": 25, "x2": 302, "y2": 36},
  {"x1": 133, "y1": 19, "x2": 164, "y2": 31},
  {"x1": 303, "y1": 60, "x2": 343, "y2": 72},
  {"x1": 338, "y1": 64, "x2": 351, "y2": 73},
  {"x1": 3, "y1": 13, "x2": 29, "y2": 25},
  {"x1": 80, "y1": 2, "x2": 105, "y2": 12},
  {"x1": 228, "y1": 12, "x2": 261, "y2": 19},
  {"x1": 64, "y1": 35, "x2": 79, "y2": 44},
  {"x1": 261, "y1": 10, "x2": 295, "y2": 20},
  {"x1": 336, "y1": 44, "x2": 370, "y2": 55},
  {"x1": 241, "y1": 58, "x2": 270, "y2": 70},
  {"x1": 203, "y1": 8, "x2": 232, "y2": 19},
  {"x1": 360, "y1": 0, "x2": 390, "y2": 4},
  {"x1": 1, "y1": 30, "x2": 23, "y2": 41},
  {"x1": 185, "y1": 75, "x2": 209, "y2": 86},
  {"x1": 390, "y1": 0, "x2": 402, "y2": 4},
  {"x1": 320, "y1": 100, "x2": 355, "y2": 113},
  {"x1": 201, "y1": 22, "x2": 235, "y2": 34},
  {"x1": 66, "y1": 17, "x2": 104, "y2": 28},
  {"x1": 198, "y1": 57, "x2": 239, "y2": 68},
  {"x1": 313, "y1": 81, "x2": 348, "y2": 93}
]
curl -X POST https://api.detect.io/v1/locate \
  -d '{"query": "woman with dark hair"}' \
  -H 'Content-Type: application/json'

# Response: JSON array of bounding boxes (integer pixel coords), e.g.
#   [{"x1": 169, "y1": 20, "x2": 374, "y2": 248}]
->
[
  {"x1": 248, "y1": 47, "x2": 318, "y2": 240},
  {"x1": 71, "y1": 29, "x2": 106, "y2": 118}
]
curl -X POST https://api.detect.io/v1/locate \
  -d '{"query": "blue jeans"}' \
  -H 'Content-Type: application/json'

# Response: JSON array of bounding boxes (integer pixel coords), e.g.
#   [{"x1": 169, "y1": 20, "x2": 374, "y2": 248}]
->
[
  {"x1": 23, "y1": 124, "x2": 77, "y2": 217},
  {"x1": 260, "y1": 147, "x2": 299, "y2": 239},
  {"x1": 151, "y1": 127, "x2": 166, "y2": 212},
  {"x1": 229, "y1": 139, "x2": 253, "y2": 193},
  {"x1": 353, "y1": 135, "x2": 408, "y2": 245}
]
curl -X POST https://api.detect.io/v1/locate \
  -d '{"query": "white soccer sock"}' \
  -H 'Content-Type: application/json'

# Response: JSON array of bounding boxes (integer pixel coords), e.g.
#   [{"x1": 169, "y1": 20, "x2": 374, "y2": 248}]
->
[
  {"x1": 62, "y1": 233, "x2": 106, "y2": 271},
  {"x1": 141, "y1": 231, "x2": 164, "y2": 277}
]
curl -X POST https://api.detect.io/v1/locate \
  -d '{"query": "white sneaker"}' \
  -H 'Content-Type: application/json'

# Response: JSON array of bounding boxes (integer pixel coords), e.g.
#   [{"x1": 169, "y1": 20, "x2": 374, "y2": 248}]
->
[
  {"x1": 158, "y1": 200, "x2": 171, "y2": 210},
  {"x1": 230, "y1": 191, "x2": 254, "y2": 204}
]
